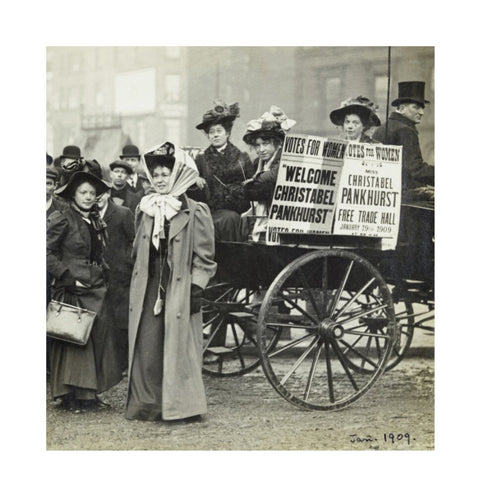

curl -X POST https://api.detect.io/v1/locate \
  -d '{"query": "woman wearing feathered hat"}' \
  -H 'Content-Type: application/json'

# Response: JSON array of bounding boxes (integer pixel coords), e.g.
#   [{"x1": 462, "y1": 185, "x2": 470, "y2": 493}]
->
[
  {"x1": 242, "y1": 106, "x2": 296, "y2": 241},
  {"x1": 329, "y1": 96, "x2": 380, "y2": 143},
  {"x1": 192, "y1": 100, "x2": 254, "y2": 241},
  {"x1": 47, "y1": 171, "x2": 123, "y2": 412},
  {"x1": 126, "y1": 141, "x2": 217, "y2": 422}
]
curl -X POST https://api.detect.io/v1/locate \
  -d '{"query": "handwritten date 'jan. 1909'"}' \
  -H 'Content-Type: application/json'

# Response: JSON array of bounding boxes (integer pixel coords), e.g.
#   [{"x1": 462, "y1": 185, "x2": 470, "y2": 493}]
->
[{"x1": 350, "y1": 433, "x2": 415, "y2": 445}]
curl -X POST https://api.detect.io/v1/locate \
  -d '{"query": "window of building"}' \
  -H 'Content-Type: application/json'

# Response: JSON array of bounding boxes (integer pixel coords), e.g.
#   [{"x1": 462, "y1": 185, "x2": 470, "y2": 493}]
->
[
  {"x1": 374, "y1": 75, "x2": 389, "y2": 120},
  {"x1": 164, "y1": 74, "x2": 180, "y2": 102},
  {"x1": 164, "y1": 119, "x2": 181, "y2": 144}
]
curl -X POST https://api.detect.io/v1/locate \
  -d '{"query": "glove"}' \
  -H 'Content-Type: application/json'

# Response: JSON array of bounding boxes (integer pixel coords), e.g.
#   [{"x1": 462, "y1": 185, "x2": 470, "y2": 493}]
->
[
  {"x1": 56, "y1": 270, "x2": 76, "y2": 290},
  {"x1": 190, "y1": 284, "x2": 203, "y2": 315}
]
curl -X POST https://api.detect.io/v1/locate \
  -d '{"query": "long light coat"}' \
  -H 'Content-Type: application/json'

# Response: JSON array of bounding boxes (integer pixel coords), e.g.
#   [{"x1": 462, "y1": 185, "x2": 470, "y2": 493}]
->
[{"x1": 127, "y1": 197, "x2": 216, "y2": 420}]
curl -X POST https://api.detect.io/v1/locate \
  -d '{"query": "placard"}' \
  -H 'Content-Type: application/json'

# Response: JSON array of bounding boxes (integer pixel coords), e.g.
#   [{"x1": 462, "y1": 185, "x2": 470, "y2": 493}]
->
[{"x1": 333, "y1": 142, "x2": 402, "y2": 247}]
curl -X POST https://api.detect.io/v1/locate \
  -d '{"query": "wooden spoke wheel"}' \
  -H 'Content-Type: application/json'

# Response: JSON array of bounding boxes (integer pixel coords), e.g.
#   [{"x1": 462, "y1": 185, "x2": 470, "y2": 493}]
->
[
  {"x1": 201, "y1": 283, "x2": 279, "y2": 377},
  {"x1": 257, "y1": 250, "x2": 397, "y2": 410}
]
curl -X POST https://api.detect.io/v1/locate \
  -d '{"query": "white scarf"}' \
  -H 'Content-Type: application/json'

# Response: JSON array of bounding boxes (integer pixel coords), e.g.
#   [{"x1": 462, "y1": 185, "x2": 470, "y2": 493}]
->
[{"x1": 139, "y1": 142, "x2": 199, "y2": 249}]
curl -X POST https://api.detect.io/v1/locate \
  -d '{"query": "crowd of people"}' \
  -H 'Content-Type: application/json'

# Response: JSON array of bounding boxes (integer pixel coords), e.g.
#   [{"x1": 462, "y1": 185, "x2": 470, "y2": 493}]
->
[{"x1": 46, "y1": 80, "x2": 434, "y2": 422}]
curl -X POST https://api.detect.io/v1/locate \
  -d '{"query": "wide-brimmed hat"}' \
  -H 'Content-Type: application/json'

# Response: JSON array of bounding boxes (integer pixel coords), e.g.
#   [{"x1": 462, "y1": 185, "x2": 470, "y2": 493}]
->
[
  {"x1": 60, "y1": 145, "x2": 83, "y2": 160},
  {"x1": 120, "y1": 144, "x2": 141, "y2": 158},
  {"x1": 46, "y1": 166, "x2": 59, "y2": 181},
  {"x1": 243, "y1": 106, "x2": 296, "y2": 145},
  {"x1": 196, "y1": 100, "x2": 240, "y2": 131},
  {"x1": 143, "y1": 142, "x2": 176, "y2": 171},
  {"x1": 109, "y1": 159, "x2": 133, "y2": 175},
  {"x1": 329, "y1": 96, "x2": 381, "y2": 128},
  {"x1": 392, "y1": 81, "x2": 430, "y2": 107},
  {"x1": 55, "y1": 171, "x2": 110, "y2": 199}
]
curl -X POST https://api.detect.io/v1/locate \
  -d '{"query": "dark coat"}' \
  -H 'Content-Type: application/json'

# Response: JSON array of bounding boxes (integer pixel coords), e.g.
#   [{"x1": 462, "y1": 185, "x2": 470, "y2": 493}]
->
[
  {"x1": 102, "y1": 200, "x2": 135, "y2": 328},
  {"x1": 110, "y1": 186, "x2": 142, "y2": 214},
  {"x1": 244, "y1": 151, "x2": 282, "y2": 204},
  {"x1": 128, "y1": 197, "x2": 217, "y2": 420},
  {"x1": 47, "y1": 196, "x2": 68, "y2": 220},
  {"x1": 47, "y1": 205, "x2": 122, "y2": 398},
  {"x1": 127, "y1": 174, "x2": 145, "y2": 195},
  {"x1": 372, "y1": 112, "x2": 434, "y2": 190},
  {"x1": 192, "y1": 141, "x2": 254, "y2": 213}
]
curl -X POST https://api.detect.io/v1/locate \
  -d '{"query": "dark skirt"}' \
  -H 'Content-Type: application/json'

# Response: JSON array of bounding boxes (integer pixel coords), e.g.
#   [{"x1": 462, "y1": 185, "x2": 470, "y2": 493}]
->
[
  {"x1": 49, "y1": 285, "x2": 123, "y2": 400},
  {"x1": 125, "y1": 256, "x2": 168, "y2": 421},
  {"x1": 212, "y1": 209, "x2": 248, "y2": 242}
]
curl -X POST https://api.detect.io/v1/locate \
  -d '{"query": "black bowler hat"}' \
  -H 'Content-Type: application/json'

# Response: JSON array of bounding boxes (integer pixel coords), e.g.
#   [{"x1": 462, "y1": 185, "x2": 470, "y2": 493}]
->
[
  {"x1": 60, "y1": 145, "x2": 83, "y2": 160},
  {"x1": 55, "y1": 171, "x2": 110, "y2": 199},
  {"x1": 120, "y1": 144, "x2": 141, "y2": 158},
  {"x1": 392, "y1": 81, "x2": 430, "y2": 107},
  {"x1": 109, "y1": 159, "x2": 133, "y2": 175}
]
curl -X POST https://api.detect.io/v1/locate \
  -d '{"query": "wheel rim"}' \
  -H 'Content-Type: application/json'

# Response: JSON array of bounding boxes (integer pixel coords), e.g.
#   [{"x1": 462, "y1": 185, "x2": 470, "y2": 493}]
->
[
  {"x1": 202, "y1": 283, "x2": 279, "y2": 377},
  {"x1": 257, "y1": 250, "x2": 397, "y2": 410},
  {"x1": 385, "y1": 294, "x2": 414, "y2": 371}
]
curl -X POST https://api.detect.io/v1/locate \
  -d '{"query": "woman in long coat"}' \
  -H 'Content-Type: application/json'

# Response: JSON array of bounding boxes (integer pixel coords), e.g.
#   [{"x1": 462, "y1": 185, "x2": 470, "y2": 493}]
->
[
  {"x1": 47, "y1": 171, "x2": 123, "y2": 410},
  {"x1": 126, "y1": 141, "x2": 217, "y2": 422},
  {"x1": 191, "y1": 100, "x2": 254, "y2": 241}
]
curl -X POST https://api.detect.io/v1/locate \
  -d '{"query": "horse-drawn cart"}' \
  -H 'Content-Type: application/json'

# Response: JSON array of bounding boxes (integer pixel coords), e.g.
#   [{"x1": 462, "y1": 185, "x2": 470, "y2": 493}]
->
[{"x1": 201, "y1": 134, "x2": 434, "y2": 411}]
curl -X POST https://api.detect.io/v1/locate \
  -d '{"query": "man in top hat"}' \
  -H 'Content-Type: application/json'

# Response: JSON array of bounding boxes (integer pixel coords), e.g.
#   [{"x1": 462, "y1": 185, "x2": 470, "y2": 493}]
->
[
  {"x1": 109, "y1": 159, "x2": 142, "y2": 214},
  {"x1": 373, "y1": 81, "x2": 434, "y2": 282},
  {"x1": 120, "y1": 144, "x2": 144, "y2": 194},
  {"x1": 373, "y1": 81, "x2": 434, "y2": 198},
  {"x1": 58, "y1": 145, "x2": 103, "y2": 186}
]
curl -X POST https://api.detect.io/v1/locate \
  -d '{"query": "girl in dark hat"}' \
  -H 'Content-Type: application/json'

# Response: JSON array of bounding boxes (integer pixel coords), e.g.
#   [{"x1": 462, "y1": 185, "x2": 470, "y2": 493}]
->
[
  {"x1": 47, "y1": 171, "x2": 123, "y2": 412},
  {"x1": 329, "y1": 96, "x2": 380, "y2": 143},
  {"x1": 242, "y1": 106, "x2": 296, "y2": 241},
  {"x1": 192, "y1": 100, "x2": 254, "y2": 241},
  {"x1": 126, "y1": 142, "x2": 216, "y2": 422}
]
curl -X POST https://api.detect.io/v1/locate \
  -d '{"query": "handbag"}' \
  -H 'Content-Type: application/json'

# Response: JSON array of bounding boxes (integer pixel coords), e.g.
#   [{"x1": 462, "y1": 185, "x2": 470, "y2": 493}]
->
[{"x1": 46, "y1": 293, "x2": 96, "y2": 346}]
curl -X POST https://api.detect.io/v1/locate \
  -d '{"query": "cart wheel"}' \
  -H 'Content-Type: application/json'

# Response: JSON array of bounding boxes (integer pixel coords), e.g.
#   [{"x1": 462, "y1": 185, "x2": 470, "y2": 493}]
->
[
  {"x1": 201, "y1": 283, "x2": 279, "y2": 377},
  {"x1": 386, "y1": 293, "x2": 414, "y2": 371},
  {"x1": 257, "y1": 250, "x2": 397, "y2": 410}
]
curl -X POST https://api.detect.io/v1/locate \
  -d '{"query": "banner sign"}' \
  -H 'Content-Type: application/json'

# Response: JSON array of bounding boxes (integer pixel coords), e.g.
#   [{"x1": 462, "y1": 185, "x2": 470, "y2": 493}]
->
[
  {"x1": 266, "y1": 134, "x2": 402, "y2": 248},
  {"x1": 266, "y1": 134, "x2": 345, "y2": 244},
  {"x1": 333, "y1": 142, "x2": 402, "y2": 246}
]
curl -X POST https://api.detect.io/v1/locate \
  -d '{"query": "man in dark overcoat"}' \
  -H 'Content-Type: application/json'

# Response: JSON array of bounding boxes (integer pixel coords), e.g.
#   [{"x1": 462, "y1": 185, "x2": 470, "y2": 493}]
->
[
  {"x1": 119, "y1": 144, "x2": 144, "y2": 195},
  {"x1": 373, "y1": 81, "x2": 434, "y2": 282},
  {"x1": 97, "y1": 188, "x2": 135, "y2": 372},
  {"x1": 109, "y1": 160, "x2": 142, "y2": 214},
  {"x1": 373, "y1": 81, "x2": 434, "y2": 198}
]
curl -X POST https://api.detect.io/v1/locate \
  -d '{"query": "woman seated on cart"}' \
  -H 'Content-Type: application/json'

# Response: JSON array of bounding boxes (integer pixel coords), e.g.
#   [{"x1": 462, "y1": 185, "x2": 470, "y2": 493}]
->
[
  {"x1": 329, "y1": 96, "x2": 381, "y2": 143},
  {"x1": 241, "y1": 106, "x2": 296, "y2": 242},
  {"x1": 190, "y1": 100, "x2": 254, "y2": 242}
]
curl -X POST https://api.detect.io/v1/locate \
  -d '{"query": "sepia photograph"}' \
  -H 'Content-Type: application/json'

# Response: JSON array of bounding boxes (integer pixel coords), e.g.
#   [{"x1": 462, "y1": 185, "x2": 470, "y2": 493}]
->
[
  {"x1": 6, "y1": 3, "x2": 480, "y2": 494},
  {"x1": 45, "y1": 46, "x2": 435, "y2": 451}
]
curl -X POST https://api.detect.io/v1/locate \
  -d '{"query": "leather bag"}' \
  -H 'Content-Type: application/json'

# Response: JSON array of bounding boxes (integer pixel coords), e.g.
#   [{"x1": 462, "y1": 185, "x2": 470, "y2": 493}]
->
[{"x1": 46, "y1": 295, "x2": 96, "y2": 346}]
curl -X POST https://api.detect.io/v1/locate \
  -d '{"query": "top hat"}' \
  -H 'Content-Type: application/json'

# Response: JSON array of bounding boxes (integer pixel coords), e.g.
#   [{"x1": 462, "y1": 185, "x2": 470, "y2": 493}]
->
[
  {"x1": 60, "y1": 145, "x2": 83, "y2": 160},
  {"x1": 196, "y1": 100, "x2": 240, "y2": 131},
  {"x1": 392, "y1": 81, "x2": 430, "y2": 107},
  {"x1": 243, "y1": 106, "x2": 296, "y2": 145},
  {"x1": 55, "y1": 171, "x2": 109, "y2": 199},
  {"x1": 329, "y1": 96, "x2": 381, "y2": 128},
  {"x1": 144, "y1": 142, "x2": 176, "y2": 171},
  {"x1": 109, "y1": 160, "x2": 133, "y2": 175},
  {"x1": 120, "y1": 144, "x2": 141, "y2": 158}
]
